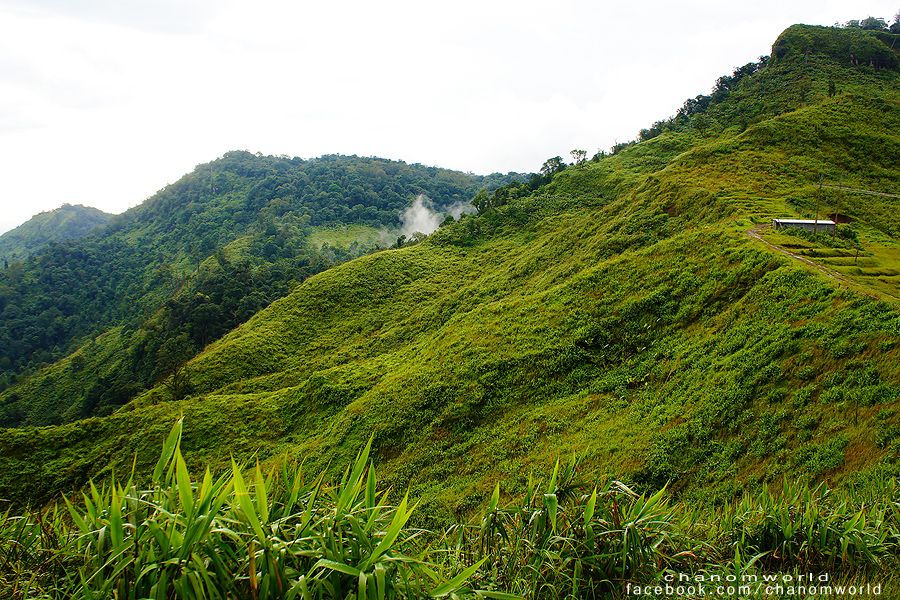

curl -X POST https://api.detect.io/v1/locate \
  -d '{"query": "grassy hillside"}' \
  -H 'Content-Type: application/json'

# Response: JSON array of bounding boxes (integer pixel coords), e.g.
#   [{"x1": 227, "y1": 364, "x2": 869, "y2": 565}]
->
[
  {"x1": 4, "y1": 22, "x2": 900, "y2": 506},
  {"x1": 4, "y1": 21, "x2": 900, "y2": 599}
]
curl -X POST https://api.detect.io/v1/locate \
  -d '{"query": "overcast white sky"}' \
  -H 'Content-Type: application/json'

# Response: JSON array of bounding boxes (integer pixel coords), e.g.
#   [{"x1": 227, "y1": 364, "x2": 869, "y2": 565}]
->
[{"x1": 0, "y1": 0, "x2": 897, "y2": 234}]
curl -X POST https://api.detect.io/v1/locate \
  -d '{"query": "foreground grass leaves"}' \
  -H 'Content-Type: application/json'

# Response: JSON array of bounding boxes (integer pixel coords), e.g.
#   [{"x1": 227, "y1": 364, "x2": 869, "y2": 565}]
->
[
  {"x1": 3, "y1": 421, "x2": 900, "y2": 599},
  {"x1": 3, "y1": 419, "x2": 496, "y2": 600}
]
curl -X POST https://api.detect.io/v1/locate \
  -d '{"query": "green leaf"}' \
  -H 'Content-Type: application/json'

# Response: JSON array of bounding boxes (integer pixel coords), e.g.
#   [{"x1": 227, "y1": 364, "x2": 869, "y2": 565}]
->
[
  {"x1": 544, "y1": 493, "x2": 558, "y2": 532},
  {"x1": 285, "y1": 460, "x2": 303, "y2": 511},
  {"x1": 302, "y1": 472, "x2": 325, "y2": 531},
  {"x1": 361, "y1": 492, "x2": 416, "y2": 571},
  {"x1": 489, "y1": 482, "x2": 500, "y2": 512},
  {"x1": 475, "y1": 591, "x2": 526, "y2": 600},
  {"x1": 108, "y1": 484, "x2": 124, "y2": 549},
  {"x1": 430, "y1": 557, "x2": 487, "y2": 597},
  {"x1": 547, "y1": 457, "x2": 560, "y2": 495},
  {"x1": 366, "y1": 463, "x2": 377, "y2": 509},
  {"x1": 254, "y1": 462, "x2": 270, "y2": 525},
  {"x1": 358, "y1": 571, "x2": 368, "y2": 599},
  {"x1": 65, "y1": 496, "x2": 89, "y2": 535},
  {"x1": 337, "y1": 436, "x2": 373, "y2": 514},
  {"x1": 175, "y1": 449, "x2": 194, "y2": 522},
  {"x1": 147, "y1": 520, "x2": 171, "y2": 556},
  {"x1": 286, "y1": 575, "x2": 310, "y2": 600},
  {"x1": 374, "y1": 564, "x2": 386, "y2": 600},
  {"x1": 154, "y1": 418, "x2": 184, "y2": 484},
  {"x1": 312, "y1": 558, "x2": 361, "y2": 578},
  {"x1": 585, "y1": 487, "x2": 597, "y2": 524},
  {"x1": 232, "y1": 458, "x2": 266, "y2": 542}
]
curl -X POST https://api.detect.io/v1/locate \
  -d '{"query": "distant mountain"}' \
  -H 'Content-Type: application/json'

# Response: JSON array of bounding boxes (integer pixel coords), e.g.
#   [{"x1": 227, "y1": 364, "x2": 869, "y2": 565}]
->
[
  {"x1": 0, "y1": 204, "x2": 112, "y2": 263},
  {"x1": 0, "y1": 153, "x2": 524, "y2": 427}
]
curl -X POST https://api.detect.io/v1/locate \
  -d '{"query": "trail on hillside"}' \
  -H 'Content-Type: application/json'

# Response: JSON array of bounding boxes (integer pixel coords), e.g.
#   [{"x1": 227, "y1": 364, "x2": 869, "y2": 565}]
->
[
  {"x1": 819, "y1": 184, "x2": 900, "y2": 200},
  {"x1": 744, "y1": 224, "x2": 896, "y2": 302},
  {"x1": 745, "y1": 224, "x2": 850, "y2": 282}
]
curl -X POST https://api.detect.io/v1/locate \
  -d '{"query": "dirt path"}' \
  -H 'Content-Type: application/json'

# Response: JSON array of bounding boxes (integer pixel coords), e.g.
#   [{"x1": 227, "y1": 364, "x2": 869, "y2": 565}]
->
[
  {"x1": 746, "y1": 225, "x2": 900, "y2": 302},
  {"x1": 819, "y1": 184, "x2": 900, "y2": 200},
  {"x1": 745, "y1": 224, "x2": 857, "y2": 284}
]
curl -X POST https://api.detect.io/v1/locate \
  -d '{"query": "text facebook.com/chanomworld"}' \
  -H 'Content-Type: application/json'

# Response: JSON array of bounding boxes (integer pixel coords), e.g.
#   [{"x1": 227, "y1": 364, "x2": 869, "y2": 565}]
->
[{"x1": 626, "y1": 572, "x2": 882, "y2": 597}]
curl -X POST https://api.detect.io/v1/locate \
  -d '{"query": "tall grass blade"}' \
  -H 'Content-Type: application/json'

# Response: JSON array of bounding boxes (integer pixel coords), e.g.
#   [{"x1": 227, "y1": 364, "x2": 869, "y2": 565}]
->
[
  {"x1": 153, "y1": 417, "x2": 184, "y2": 484},
  {"x1": 232, "y1": 458, "x2": 266, "y2": 542}
]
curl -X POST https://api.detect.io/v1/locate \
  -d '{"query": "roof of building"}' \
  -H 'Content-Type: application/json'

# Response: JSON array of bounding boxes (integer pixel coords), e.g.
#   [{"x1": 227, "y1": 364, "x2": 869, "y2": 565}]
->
[{"x1": 772, "y1": 218, "x2": 836, "y2": 225}]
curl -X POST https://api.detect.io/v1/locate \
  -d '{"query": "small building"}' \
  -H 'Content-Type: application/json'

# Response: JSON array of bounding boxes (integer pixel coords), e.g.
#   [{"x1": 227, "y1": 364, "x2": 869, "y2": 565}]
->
[{"x1": 772, "y1": 218, "x2": 835, "y2": 234}]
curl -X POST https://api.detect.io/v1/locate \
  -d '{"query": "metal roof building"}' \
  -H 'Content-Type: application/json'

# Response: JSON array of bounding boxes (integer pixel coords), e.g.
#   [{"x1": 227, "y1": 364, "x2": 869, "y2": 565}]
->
[{"x1": 772, "y1": 218, "x2": 835, "y2": 233}]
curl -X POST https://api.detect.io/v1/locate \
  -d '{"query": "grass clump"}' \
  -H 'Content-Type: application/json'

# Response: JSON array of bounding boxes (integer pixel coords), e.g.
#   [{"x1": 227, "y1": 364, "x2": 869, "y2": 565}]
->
[{"x1": 1, "y1": 419, "x2": 496, "y2": 600}]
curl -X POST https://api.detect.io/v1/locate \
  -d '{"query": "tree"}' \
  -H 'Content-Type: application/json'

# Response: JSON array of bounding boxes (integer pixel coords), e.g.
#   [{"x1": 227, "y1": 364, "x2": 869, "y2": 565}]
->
[
  {"x1": 7, "y1": 261, "x2": 23, "y2": 286},
  {"x1": 191, "y1": 301, "x2": 223, "y2": 347},
  {"x1": 861, "y1": 16, "x2": 888, "y2": 30},
  {"x1": 570, "y1": 150, "x2": 587, "y2": 166},
  {"x1": 540, "y1": 157, "x2": 567, "y2": 178},
  {"x1": 611, "y1": 141, "x2": 633, "y2": 155},
  {"x1": 844, "y1": 17, "x2": 889, "y2": 30},
  {"x1": 472, "y1": 189, "x2": 491, "y2": 214},
  {"x1": 692, "y1": 114, "x2": 710, "y2": 137},
  {"x1": 157, "y1": 333, "x2": 194, "y2": 401}
]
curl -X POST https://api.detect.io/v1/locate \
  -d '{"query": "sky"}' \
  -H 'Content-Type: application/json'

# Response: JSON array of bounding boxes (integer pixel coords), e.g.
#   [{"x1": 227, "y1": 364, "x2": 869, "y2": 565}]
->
[{"x1": 0, "y1": 0, "x2": 897, "y2": 234}]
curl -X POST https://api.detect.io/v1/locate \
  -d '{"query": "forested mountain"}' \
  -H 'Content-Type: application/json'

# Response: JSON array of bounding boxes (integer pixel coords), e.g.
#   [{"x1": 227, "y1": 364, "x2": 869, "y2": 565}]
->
[
  {"x1": 0, "y1": 203, "x2": 112, "y2": 263},
  {"x1": 5, "y1": 19, "x2": 900, "y2": 598},
  {"x1": 0, "y1": 153, "x2": 523, "y2": 426}
]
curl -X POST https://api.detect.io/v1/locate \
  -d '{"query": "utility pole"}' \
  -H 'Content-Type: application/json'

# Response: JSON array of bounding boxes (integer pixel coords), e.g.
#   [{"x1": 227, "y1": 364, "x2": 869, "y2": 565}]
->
[
  {"x1": 814, "y1": 174, "x2": 823, "y2": 235},
  {"x1": 832, "y1": 175, "x2": 842, "y2": 243}
]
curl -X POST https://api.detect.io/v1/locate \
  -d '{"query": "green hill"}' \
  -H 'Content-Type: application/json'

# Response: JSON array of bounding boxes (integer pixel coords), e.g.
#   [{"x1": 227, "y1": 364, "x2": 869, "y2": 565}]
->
[
  {"x1": 0, "y1": 153, "x2": 523, "y2": 427},
  {"x1": 0, "y1": 203, "x2": 112, "y2": 263}
]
